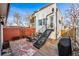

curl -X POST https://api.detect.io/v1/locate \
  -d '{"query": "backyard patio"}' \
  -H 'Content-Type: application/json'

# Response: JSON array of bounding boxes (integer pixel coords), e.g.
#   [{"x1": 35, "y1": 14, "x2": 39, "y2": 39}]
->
[
  {"x1": 2, "y1": 38, "x2": 58, "y2": 56},
  {"x1": 1, "y1": 26, "x2": 78, "y2": 56},
  {"x1": 1, "y1": 3, "x2": 79, "y2": 56}
]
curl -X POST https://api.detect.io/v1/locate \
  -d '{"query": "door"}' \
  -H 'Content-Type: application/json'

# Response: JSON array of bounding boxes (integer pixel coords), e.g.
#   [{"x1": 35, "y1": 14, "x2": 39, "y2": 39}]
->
[{"x1": 49, "y1": 15, "x2": 54, "y2": 29}]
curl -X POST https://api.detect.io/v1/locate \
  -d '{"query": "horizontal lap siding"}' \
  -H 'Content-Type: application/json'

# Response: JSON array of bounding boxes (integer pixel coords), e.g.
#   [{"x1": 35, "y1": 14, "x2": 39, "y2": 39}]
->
[{"x1": 3, "y1": 27, "x2": 36, "y2": 42}]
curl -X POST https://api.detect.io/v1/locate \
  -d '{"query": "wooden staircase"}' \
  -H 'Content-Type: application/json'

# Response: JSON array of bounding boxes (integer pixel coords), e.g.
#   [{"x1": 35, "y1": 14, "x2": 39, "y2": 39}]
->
[{"x1": 33, "y1": 29, "x2": 54, "y2": 49}]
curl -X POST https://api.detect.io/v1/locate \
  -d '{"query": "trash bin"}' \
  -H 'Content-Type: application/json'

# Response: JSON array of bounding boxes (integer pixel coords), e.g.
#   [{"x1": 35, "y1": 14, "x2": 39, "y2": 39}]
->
[{"x1": 58, "y1": 37, "x2": 72, "y2": 56}]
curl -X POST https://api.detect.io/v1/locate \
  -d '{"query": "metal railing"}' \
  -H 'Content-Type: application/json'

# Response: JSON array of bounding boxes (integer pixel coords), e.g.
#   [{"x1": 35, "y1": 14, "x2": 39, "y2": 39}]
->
[{"x1": 38, "y1": 25, "x2": 46, "y2": 33}]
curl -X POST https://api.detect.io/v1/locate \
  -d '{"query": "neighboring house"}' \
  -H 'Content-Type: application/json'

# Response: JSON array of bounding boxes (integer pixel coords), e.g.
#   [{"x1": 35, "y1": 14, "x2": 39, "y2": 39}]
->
[{"x1": 29, "y1": 3, "x2": 64, "y2": 39}]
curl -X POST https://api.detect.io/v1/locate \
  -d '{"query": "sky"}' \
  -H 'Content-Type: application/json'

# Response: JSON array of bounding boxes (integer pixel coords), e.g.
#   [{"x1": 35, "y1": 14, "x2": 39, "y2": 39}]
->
[
  {"x1": 8, "y1": 3, "x2": 48, "y2": 17},
  {"x1": 57, "y1": 3, "x2": 71, "y2": 17},
  {"x1": 7, "y1": 3, "x2": 72, "y2": 26},
  {"x1": 7, "y1": 3, "x2": 48, "y2": 26},
  {"x1": 57, "y1": 3, "x2": 72, "y2": 25},
  {"x1": 8, "y1": 3, "x2": 71, "y2": 17}
]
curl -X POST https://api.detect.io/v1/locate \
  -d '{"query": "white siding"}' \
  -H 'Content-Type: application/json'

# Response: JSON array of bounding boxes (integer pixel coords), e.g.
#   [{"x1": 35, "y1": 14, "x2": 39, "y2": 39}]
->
[
  {"x1": 49, "y1": 9, "x2": 62, "y2": 39},
  {"x1": 35, "y1": 4, "x2": 56, "y2": 33},
  {"x1": 57, "y1": 9, "x2": 62, "y2": 38},
  {"x1": 33, "y1": 3, "x2": 63, "y2": 39}
]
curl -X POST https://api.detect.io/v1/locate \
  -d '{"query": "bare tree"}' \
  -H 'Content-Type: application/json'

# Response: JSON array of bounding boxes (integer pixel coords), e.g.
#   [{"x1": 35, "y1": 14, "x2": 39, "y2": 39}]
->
[
  {"x1": 65, "y1": 4, "x2": 79, "y2": 41},
  {"x1": 25, "y1": 14, "x2": 30, "y2": 27},
  {"x1": 65, "y1": 4, "x2": 79, "y2": 55},
  {"x1": 13, "y1": 12, "x2": 21, "y2": 26},
  {"x1": 65, "y1": 4, "x2": 79, "y2": 26}
]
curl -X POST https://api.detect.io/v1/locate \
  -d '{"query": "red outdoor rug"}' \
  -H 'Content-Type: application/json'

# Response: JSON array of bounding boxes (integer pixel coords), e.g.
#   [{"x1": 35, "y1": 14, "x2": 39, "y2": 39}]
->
[{"x1": 9, "y1": 38, "x2": 38, "y2": 56}]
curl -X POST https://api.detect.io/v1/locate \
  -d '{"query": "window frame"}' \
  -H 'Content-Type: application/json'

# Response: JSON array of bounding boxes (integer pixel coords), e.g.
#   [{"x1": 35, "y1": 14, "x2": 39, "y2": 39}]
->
[{"x1": 38, "y1": 19, "x2": 42, "y2": 26}]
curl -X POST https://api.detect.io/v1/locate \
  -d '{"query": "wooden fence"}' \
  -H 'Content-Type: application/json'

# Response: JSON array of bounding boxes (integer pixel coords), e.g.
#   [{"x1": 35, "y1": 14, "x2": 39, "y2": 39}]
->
[{"x1": 3, "y1": 27, "x2": 35, "y2": 42}]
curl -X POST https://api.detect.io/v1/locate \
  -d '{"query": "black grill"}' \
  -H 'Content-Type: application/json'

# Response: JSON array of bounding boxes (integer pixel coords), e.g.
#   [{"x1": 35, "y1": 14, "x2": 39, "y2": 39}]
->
[{"x1": 58, "y1": 37, "x2": 72, "y2": 56}]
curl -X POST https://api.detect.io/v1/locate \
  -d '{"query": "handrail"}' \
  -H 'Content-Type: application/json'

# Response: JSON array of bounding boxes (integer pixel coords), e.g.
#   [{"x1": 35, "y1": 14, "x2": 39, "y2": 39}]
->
[
  {"x1": 38, "y1": 25, "x2": 46, "y2": 33},
  {"x1": 38, "y1": 24, "x2": 52, "y2": 33}
]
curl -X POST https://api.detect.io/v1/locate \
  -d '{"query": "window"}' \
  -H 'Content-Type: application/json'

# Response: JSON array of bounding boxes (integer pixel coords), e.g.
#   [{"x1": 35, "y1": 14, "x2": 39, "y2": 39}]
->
[
  {"x1": 38, "y1": 20, "x2": 42, "y2": 26},
  {"x1": 50, "y1": 16, "x2": 53, "y2": 28},
  {"x1": 30, "y1": 18, "x2": 34, "y2": 23},
  {"x1": 52, "y1": 8, "x2": 54, "y2": 13},
  {"x1": 43, "y1": 18, "x2": 47, "y2": 25},
  {"x1": 59, "y1": 20, "x2": 61, "y2": 24}
]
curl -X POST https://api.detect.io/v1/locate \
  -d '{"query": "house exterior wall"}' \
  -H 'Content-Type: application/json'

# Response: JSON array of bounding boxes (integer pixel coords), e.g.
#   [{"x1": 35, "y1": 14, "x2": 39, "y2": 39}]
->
[
  {"x1": 56, "y1": 9, "x2": 62, "y2": 38},
  {"x1": 32, "y1": 3, "x2": 63, "y2": 39},
  {"x1": 48, "y1": 9, "x2": 62, "y2": 39},
  {"x1": 47, "y1": 13, "x2": 56, "y2": 39},
  {"x1": 34, "y1": 4, "x2": 57, "y2": 33}
]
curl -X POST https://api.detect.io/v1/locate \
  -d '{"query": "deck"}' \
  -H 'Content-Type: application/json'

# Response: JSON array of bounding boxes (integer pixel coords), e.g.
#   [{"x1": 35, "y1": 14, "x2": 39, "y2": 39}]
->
[
  {"x1": 2, "y1": 39, "x2": 58, "y2": 56},
  {"x1": 33, "y1": 39, "x2": 58, "y2": 56}
]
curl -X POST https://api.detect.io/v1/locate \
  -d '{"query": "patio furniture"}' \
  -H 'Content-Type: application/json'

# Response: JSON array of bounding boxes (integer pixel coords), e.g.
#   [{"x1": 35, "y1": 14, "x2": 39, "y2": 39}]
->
[
  {"x1": 21, "y1": 36, "x2": 33, "y2": 42},
  {"x1": 3, "y1": 41, "x2": 9, "y2": 49},
  {"x1": 58, "y1": 37, "x2": 72, "y2": 56},
  {"x1": 21, "y1": 35, "x2": 38, "y2": 43}
]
